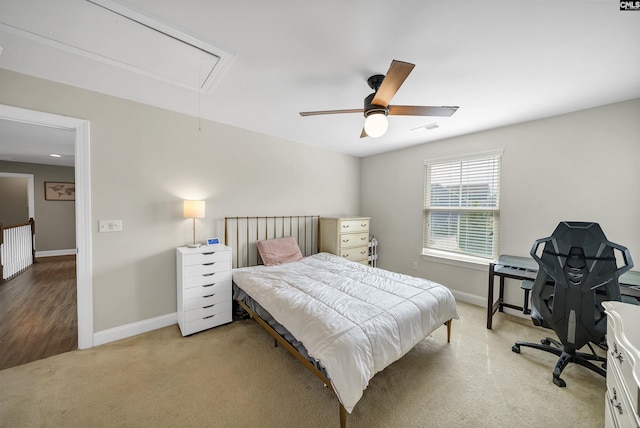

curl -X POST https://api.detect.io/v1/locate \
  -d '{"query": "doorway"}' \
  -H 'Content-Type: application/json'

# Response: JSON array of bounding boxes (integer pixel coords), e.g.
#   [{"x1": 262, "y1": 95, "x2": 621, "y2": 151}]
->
[{"x1": 0, "y1": 104, "x2": 93, "y2": 350}]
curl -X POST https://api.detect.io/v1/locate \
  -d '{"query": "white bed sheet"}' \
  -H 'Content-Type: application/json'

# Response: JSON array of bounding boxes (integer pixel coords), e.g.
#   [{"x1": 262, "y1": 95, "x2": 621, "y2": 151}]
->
[{"x1": 232, "y1": 252, "x2": 458, "y2": 413}]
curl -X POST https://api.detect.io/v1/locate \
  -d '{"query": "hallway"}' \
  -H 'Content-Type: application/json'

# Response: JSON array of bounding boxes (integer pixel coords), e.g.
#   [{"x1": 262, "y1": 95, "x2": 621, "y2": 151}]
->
[{"x1": 0, "y1": 257, "x2": 77, "y2": 370}]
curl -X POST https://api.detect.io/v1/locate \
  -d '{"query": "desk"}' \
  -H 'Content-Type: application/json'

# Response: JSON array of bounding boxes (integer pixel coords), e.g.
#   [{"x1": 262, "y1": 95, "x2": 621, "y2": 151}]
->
[{"x1": 486, "y1": 255, "x2": 640, "y2": 329}]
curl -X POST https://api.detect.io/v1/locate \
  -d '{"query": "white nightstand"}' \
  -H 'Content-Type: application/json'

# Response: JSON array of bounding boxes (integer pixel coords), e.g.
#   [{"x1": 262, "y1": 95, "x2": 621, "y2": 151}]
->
[{"x1": 176, "y1": 245, "x2": 232, "y2": 336}]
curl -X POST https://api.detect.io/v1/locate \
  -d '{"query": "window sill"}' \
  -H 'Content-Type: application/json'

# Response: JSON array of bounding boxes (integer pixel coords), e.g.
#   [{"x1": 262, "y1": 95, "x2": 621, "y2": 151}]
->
[{"x1": 420, "y1": 249, "x2": 490, "y2": 271}]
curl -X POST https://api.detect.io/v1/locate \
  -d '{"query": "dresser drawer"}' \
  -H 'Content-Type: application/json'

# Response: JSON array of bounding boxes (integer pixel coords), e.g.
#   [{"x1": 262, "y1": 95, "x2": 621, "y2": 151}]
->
[
  {"x1": 607, "y1": 365, "x2": 637, "y2": 428},
  {"x1": 339, "y1": 246, "x2": 369, "y2": 262},
  {"x1": 182, "y1": 311, "x2": 233, "y2": 335},
  {"x1": 608, "y1": 323, "x2": 639, "y2": 416},
  {"x1": 339, "y1": 219, "x2": 369, "y2": 234},
  {"x1": 184, "y1": 259, "x2": 232, "y2": 277},
  {"x1": 183, "y1": 270, "x2": 232, "y2": 288},
  {"x1": 339, "y1": 232, "x2": 369, "y2": 249},
  {"x1": 182, "y1": 250, "x2": 231, "y2": 266},
  {"x1": 605, "y1": 390, "x2": 620, "y2": 428},
  {"x1": 183, "y1": 286, "x2": 232, "y2": 311}
]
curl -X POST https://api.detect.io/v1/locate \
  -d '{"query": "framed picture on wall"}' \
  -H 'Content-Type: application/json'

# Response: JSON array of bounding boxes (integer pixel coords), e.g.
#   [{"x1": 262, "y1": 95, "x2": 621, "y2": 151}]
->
[{"x1": 45, "y1": 182, "x2": 75, "y2": 201}]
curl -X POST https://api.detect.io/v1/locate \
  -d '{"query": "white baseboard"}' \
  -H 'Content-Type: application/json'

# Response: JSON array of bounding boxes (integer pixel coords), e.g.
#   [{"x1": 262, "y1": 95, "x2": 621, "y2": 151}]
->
[
  {"x1": 35, "y1": 249, "x2": 77, "y2": 258},
  {"x1": 450, "y1": 289, "x2": 529, "y2": 320},
  {"x1": 93, "y1": 313, "x2": 177, "y2": 346},
  {"x1": 450, "y1": 289, "x2": 486, "y2": 308}
]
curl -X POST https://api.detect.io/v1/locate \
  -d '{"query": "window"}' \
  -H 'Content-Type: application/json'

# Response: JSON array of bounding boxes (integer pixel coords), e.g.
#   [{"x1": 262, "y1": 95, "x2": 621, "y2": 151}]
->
[{"x1": 423, "y1": 151, "x2": 502, "y2": 261}]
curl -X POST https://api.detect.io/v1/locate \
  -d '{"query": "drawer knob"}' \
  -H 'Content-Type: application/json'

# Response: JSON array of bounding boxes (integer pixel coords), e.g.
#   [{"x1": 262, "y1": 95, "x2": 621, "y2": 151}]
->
[
  {"x1": 203, "y1": 314, "x2": 216, "y2": 320},
  {"x1": 342, "y1": 239, "x2": 350, "y2": 243},
  {"x1": 203, "y1": 293, "x2": 216, "y2": 298},
  {"x1": 611, "y1": 343, "x2": 624, "y2": 364},
  {"x1": 203, "y1": 304, "x2": 216, "y2": 309},
  {"x1": 610, "y1": 388, "x2": 624, "y2": 415},
  {"x1": 203, "y1": 262, "x2": 216, "y2": 266}
]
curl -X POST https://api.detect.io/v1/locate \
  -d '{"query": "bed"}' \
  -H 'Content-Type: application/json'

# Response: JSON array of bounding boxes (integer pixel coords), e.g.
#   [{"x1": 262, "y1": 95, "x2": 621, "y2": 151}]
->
[{"x1": 225, "y1": 216, "x2": 458, "y2": 427}]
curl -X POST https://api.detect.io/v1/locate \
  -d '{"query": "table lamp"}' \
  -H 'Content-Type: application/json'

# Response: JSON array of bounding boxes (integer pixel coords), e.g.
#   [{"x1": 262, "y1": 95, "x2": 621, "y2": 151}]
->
[{"x1": 183, "y1": 200, "x2": 205, "y2": 247}]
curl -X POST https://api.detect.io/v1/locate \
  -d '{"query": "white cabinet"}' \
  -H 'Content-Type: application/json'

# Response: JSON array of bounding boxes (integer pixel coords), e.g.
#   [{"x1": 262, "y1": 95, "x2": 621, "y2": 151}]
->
[
  {"x1": 320, "y1": 217, "x2": 370, "y2": 265},
  {"x1": 177, "y1": 245, "x2": 232, "y2": 336},
  {"x1": 603, "y1": 301, "x2": 640, "y2": 428}
]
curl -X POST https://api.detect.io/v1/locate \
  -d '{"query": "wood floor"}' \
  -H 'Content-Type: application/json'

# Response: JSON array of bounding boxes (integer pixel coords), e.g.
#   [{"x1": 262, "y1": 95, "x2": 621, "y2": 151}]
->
[{"x1": 0, "y1": 256, "x2": 77, "y2": 371}]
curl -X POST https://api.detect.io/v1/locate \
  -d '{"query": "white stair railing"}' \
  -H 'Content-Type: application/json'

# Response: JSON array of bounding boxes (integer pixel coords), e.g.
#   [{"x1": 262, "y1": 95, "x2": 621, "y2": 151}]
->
[{"x1": 0, "y1": 218, "x2": 35, "y2": 281}]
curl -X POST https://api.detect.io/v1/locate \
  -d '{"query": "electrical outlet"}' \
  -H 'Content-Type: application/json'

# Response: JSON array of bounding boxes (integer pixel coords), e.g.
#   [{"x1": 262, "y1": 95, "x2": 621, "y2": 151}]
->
[{"x1": 99, "y1": 220, "x2": 122, "y2": 232}]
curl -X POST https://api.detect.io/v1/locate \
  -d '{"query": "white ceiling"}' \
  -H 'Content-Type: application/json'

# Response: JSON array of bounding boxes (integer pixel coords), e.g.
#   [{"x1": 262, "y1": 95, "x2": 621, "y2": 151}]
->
[
  {"x1": 0, "y1": 119, "x2": 75, "y2": 167},
  {"x1": 0, "y1": 0, "x2": 639, "y2": 163}
]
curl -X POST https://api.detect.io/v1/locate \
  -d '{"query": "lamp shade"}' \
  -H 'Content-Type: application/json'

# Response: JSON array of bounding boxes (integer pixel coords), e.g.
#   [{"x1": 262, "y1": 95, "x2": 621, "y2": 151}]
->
[
  {"x1": 183, "y1": 200, "x2": 205, "y2": 219},
  {"x1": 364, "y1": 112, "x2": 389, "y2": 138}
]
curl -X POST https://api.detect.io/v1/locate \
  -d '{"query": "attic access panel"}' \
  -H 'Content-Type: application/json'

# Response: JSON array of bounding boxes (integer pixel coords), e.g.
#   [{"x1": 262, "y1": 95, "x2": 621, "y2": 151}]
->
[
  {"x1": 86, "y1": 0, "x2": 235, "y2": 92},
  {"x1": 1, "y1": 0, "x2": 234, "y2": 92}
]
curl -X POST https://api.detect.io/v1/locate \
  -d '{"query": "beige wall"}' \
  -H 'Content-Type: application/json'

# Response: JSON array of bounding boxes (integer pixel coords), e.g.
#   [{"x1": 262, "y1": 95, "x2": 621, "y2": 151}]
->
[
  {"x1": 0, "y1": 162, "x2": 76, "y2": 252},
  {"x1": 361, "y1": 98, "x2": 640, "y2": 307},
  {"x1": 0, "y1": 176, "x2": 28, "y2": 225},
  {"x1": 0, "y1": 69, "x2": 361, "y2": 331}
]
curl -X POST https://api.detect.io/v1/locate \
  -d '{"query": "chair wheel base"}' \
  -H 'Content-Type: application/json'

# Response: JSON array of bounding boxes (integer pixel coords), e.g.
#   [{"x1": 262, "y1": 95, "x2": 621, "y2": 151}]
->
[{"x1": 553, "y1": 376, "x2": 566, "y2": 388}]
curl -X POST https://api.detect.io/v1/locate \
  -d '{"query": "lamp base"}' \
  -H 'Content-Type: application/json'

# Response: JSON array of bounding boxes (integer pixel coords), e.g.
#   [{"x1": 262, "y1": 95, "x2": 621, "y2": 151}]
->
[{"x1": 187, "y1": 243, "x2": 201, "y2": 248}]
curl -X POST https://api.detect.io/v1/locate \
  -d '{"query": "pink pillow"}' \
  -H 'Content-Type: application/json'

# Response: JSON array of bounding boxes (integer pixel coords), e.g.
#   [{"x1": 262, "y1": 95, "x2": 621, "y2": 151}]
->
[{"x1": 257, "y1": 237, "x2": 304, "y2": 266}]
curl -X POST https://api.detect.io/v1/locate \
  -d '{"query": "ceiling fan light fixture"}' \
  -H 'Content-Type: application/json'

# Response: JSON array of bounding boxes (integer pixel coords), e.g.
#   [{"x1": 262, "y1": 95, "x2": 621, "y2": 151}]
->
[{"x1": 364, "y1": 111, "x2": 388, "y2": 138}]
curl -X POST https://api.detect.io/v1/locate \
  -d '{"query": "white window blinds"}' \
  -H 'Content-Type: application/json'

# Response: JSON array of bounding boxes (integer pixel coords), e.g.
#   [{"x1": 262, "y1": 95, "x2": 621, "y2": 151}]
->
[{"x1": 423, "y1": 151, "x2": 502, "y2": 260}]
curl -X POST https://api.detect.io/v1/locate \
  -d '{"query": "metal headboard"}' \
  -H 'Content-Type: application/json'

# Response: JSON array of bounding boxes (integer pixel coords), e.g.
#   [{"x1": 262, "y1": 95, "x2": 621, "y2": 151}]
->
[{"x1": 224, "y1": 215, "x2": 320, "y2": 268}]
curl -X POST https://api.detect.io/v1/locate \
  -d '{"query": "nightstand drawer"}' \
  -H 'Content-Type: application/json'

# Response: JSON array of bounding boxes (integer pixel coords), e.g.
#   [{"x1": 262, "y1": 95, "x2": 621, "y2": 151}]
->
[
  {"x1": 183, "y1": 249, "x2": 231, "y2": 266},
  {"x1": 184, "y1": 286, "x2": 232, "y2": 311},
  {"x1": 339, "y1": 246, "x2": 369, "y2": 262},
  {"x1": 183, "y1": 270, "x2": 232, "y2": 288},
  {"x1": 339, "y1": 219, "x2": 369, "y2": 233},
  {"x1": 184, "y1": 260, "x2": 232, "y2": 277},
  {"x1": 339, "y1": 232, "x2": 369, "y2": 249},
  {"x1": 185, "y1": 297, "x2": 232, "y2": 322},
  {"x1": 183, "y1": 311, "x2": 232, "y2": 335}
]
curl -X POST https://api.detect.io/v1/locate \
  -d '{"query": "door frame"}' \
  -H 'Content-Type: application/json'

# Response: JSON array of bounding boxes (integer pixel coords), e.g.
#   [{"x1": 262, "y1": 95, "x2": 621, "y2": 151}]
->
[{"x1": 0, "y1": 104, "x2": 93, "y2": 349}]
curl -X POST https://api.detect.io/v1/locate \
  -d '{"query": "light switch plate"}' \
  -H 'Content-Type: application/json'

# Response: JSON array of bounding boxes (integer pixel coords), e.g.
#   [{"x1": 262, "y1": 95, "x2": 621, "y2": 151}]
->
[{"x1": 99, "y1": 220, "x2": 122, "y2": 232}]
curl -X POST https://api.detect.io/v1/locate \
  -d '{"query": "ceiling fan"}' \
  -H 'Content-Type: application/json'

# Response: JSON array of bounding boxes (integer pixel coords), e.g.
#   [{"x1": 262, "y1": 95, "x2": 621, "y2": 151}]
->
[{"x1": 299, "y1": 60, "x2": 459, "y2": 138}]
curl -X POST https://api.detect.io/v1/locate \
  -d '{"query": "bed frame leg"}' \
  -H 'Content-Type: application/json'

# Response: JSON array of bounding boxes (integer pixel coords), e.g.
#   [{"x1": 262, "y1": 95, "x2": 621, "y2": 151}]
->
[
  {"x1": 339, "y1": 403, "x2": 346, "y2": 428},
  {"x1": 446, "y1": 320, "x2": 452, "y2": 343}
]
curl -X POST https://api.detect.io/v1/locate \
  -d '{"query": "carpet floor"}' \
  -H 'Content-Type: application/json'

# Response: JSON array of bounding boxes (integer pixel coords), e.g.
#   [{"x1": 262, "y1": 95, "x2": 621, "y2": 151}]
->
[{"x1": 0, "y1": 301, "x2": 605, "y2": 428}]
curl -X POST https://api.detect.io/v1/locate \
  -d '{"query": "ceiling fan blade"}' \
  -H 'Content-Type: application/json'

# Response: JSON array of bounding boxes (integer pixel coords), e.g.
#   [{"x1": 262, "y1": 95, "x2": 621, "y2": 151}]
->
[
  {"x1": 371, "y1": 60, "x2": 415, "y2": 106},
  {"x1": 299, "y1": 108, "x2": 363, "y2": 117},
  {"x1": 360, "y1": 128, "x2": 368, "y2": 138},
  {"x1": 388, "y1": 105, "x2": 459, "y2": 117}
]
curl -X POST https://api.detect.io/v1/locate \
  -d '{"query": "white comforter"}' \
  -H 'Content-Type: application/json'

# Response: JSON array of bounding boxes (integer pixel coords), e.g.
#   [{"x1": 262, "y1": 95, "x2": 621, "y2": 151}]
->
[{"x1": 232, "y1": 252, "x2": 458, "y2": 413}]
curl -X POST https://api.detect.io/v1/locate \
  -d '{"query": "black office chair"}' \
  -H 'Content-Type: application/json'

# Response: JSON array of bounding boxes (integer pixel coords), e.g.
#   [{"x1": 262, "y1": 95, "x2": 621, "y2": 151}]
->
[{"x1": 512, "y1": 221, "x2": 634, "y2": 387}]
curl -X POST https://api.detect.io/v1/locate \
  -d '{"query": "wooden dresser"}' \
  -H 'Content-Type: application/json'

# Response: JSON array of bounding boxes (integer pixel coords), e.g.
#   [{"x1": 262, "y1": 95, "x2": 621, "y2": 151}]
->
[
  {"x1": 603, "y1": 301, "x2": 640, "y2": 428},
  {"x1": 176, "y1": 245, "x2": 232, "y2": 336},
  {"x1": 320, "y1": 217, "x2": 370, "y2": 265}
]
